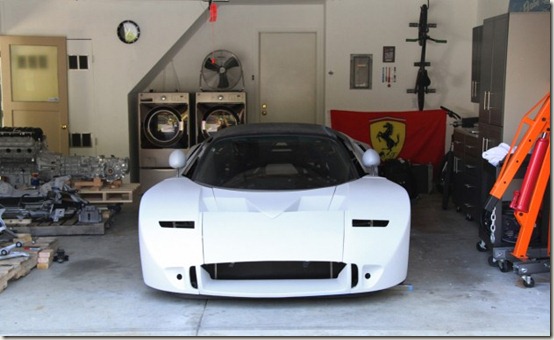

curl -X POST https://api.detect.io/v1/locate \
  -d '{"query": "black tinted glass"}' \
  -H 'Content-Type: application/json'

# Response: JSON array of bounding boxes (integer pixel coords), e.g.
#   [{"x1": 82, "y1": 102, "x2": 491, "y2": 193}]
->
[{"x1": 190, "y1": 134, "x2": 358, "y2": 190}]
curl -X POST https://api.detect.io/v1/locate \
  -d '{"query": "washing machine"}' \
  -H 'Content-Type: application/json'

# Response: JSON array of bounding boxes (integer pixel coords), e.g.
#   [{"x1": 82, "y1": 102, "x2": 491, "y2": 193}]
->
[
  {"x1": 195, "y1": 92, "x2": 246, "y2": 144},
  {"x1": 138, "y1": 92, "x2": 191, "y2": 192}
]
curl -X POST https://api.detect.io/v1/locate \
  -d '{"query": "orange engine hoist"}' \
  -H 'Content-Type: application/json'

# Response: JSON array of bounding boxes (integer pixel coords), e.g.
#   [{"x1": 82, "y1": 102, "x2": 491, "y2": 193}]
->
[{"x1": 483, "y1": 92, "x2": 550, "y2": 288}]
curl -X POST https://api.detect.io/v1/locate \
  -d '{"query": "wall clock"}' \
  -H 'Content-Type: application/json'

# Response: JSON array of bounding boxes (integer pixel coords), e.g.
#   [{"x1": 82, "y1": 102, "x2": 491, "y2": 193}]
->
[{"x1": 117, "y1": 20, "x2": 140, "y2": 44}]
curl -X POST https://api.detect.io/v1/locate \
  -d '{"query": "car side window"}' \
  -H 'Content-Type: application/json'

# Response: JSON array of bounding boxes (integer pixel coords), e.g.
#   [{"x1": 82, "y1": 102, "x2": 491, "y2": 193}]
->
[{"x1": 336, "y1": 134, "x2": 367, "y2": 176}]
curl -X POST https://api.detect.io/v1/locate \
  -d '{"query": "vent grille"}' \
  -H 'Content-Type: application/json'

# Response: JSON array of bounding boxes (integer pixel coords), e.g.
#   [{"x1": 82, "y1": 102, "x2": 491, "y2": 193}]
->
[
  {"x1": 351, "y1": 264, "x2": 359, "y2": 287},
  {"x1": 189, "y1": 266, "x2": 198, "y2": 289},
  {"x1": 159, "y1": 221, "x2": 195, "y2": 229},
  {"x1": 202, "y1": 261, "x2": 346, "y2": 280},
  {"x1": 352, "y1": 219, "x2": 389, "y2": 227}
]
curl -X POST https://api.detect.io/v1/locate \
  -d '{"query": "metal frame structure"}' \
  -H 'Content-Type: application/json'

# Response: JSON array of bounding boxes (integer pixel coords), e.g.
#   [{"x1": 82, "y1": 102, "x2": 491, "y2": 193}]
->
[{"x1": 484, "y1": 93, "x2": 550, "y2": 287}]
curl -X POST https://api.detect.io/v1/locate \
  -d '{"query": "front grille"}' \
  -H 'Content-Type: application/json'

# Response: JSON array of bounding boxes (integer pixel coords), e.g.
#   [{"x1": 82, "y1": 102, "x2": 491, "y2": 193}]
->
[{"x1": 202, "y1": 261, "x2": 346, "y2": 280}]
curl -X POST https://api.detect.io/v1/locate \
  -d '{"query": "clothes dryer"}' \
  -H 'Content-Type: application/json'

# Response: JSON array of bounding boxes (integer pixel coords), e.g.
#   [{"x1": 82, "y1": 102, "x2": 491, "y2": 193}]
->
[
  {"x1": 138, "y1": 92, "x2": 190, "y2": 192},
  {"x1": 195, "y1": 92, "x2": 246, "y2": 144}
]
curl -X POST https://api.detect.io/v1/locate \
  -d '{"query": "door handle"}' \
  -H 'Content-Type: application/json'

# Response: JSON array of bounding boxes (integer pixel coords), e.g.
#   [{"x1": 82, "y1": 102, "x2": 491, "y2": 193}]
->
[
  {"x1": 61, "y1": 124, "x2": 68, "y2": 130},
  {"x1": 482, "y1": 91, "x2": 487, "y2": 111},
  {"x1": 482, "y1": 137, "x2": 487, "y2": 153},
  {"x1": 261, "y1": 103, "x2": 268, "y2": 116}
]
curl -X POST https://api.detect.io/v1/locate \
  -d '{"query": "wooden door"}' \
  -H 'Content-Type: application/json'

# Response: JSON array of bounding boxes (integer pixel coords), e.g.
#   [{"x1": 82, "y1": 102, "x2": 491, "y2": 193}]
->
[
  {"x1": 259, "y1": 32, "x2": 317, "y2": 123},
  {"x1": 0, "y1": 35, "x2": 69, "y2": 154}
]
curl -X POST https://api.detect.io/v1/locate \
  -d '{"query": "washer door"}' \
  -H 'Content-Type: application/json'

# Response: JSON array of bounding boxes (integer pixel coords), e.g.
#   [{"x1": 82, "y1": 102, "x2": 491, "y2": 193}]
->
[
  {"x1": 144, "y1": 106, "x2": 184, "y2": 147},
  {"x1": 202, "y1": 107, "x2": 239, "y2": 137}
]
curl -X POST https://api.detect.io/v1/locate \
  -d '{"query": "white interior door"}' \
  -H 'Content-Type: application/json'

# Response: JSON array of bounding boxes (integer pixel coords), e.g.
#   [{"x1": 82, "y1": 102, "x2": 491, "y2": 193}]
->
[
  {"x1": 67, "y1": 39, "x2": 96, "y2": 156},
  {"x1": 259, "y1": 32, "x2": 317, "y2": 123}
]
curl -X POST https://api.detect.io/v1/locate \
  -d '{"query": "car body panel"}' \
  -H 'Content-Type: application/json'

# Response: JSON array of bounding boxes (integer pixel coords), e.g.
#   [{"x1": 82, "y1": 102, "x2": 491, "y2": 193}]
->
[{"x1": 139, "y1": 123, "x2": 411, "y2": 298}]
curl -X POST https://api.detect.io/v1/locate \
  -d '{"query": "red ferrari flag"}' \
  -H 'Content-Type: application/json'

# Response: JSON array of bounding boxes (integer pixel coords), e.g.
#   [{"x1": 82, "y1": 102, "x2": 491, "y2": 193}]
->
[{"x1": 330, "y1": 109, "x2": 446, "y2": 171}]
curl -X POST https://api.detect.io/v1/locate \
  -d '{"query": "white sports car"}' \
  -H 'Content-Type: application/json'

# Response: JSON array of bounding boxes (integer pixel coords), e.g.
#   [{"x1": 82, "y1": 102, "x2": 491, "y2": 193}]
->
[{"x1": 139, "y1": 123, "x2": 410, "y2": 298}]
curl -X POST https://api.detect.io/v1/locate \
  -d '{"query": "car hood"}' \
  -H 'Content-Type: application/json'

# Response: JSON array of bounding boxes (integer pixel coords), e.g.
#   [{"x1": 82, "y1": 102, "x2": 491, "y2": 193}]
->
[
  {"x1": 143, "y1": 176, "x2": 408, "y2": 265},
  {"x1": 208, "y1": 186, "x2": 339, "y2": 217},
  {"x1": 202, "y1": 186, "x2": 345, "y2": 264}
]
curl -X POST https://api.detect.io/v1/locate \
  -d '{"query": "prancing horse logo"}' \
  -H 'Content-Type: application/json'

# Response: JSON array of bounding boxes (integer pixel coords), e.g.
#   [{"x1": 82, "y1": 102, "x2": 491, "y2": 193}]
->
[{"x1": 369, "y1": 117, "x2": 406, "y2": 160}]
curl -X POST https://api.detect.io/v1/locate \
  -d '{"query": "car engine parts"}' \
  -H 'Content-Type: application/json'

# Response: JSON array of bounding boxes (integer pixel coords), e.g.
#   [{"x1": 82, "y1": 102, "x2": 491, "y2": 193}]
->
[{"x1": 0, "y1": 127, "x2": 129, "y2": 188}]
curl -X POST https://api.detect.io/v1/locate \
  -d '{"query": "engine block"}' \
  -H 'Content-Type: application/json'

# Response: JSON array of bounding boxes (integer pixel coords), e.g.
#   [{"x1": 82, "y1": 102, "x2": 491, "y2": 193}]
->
[{"x1": 0, "y1": 127, "x2": 129, "y2": 188}]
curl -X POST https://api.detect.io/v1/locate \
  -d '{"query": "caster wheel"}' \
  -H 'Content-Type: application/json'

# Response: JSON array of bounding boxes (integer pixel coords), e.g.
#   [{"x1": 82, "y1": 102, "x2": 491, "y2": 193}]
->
[
  {"x1": 476, "y1": 240, "x2": 488, "y2": 252},
  {"x1": 465, "y1": 213, "x2": 474, "y2": 221},
  {"x1": 0, "y1": 250, "x2": 7, "y2": 256},
  {"x1": 456, "y1": 206, "x2": 461, "y2": 212},
  {"x1": 498, "y1": 260, "x2": 513, "y2": 273},
  {"x1": 487, "y1": 255, "x2": 497, "y2": 267},
  {"x1": 522, "y1": 276, "x2": 535, "y2": 288},
  {"x1": 16, "y1": 241, "x2": 23, "y2": 248}
]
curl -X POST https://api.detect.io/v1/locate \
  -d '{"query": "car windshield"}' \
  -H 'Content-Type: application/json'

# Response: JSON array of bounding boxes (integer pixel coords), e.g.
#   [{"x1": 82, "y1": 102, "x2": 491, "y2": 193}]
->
[{"x1": 189, "y1": 134, "x2": 360, "y2": 190}]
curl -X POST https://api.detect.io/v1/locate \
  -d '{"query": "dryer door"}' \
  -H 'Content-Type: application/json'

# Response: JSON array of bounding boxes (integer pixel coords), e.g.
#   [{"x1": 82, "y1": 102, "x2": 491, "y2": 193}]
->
[
  {"x1": 144, "y1": 106, "x2": 184, "y2": 147},
  {"x1": 202, "y1": 107, "x2": 240, "y2": 137}
]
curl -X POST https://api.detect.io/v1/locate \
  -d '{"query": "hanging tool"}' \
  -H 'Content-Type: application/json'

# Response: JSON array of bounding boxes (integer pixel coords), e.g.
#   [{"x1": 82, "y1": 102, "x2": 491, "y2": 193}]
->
[{"x1": 406, "y1": 1, "x2": 447, "y2": 111}]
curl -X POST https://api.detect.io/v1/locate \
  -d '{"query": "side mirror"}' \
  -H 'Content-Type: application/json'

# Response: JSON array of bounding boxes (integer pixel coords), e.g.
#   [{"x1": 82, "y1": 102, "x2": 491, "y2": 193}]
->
[
  {"x1": 362, "y1": 149, "x2": 381, "y2": 167},
  {"x1": 169, "y1": 150, "x2": 187, "y2": 174}
]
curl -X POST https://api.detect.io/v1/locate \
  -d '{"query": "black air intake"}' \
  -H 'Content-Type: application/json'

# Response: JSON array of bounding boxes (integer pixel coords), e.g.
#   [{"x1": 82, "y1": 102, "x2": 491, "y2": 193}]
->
[
  {"x1": 202, "y1": 261, "x2": 346, "y2": 280},
  {"x1": 159, "y1": 221, "x2": 195, "y2": 229},
  {"x1": 352, "y1": 219, "x2": 389, "y2": 227}
]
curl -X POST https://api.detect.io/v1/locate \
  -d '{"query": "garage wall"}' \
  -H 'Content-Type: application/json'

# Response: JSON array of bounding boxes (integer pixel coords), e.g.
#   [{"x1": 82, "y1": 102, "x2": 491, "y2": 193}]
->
[
  {"x1": 143, "y1": 0, "x2": 510, "y2": 124},
  {"x1": 325, "y1": 0, "x2": 481, "y2": 114},
  {"x1": 0, "y1": 0, "x2": 511, "y2": 169},
  {"x1": 141, "y1": 3, "x2": 326, "y2": 125},
  {"x1": 0, "y1": 0, "x2": 206, "y2": 160},
  {"x1": 325, "y1": 0, "x2": 509, "y2": 115},
  {"x1": 325, "y1": 0, "x2": 509, "y2": 154},
  {"x1": 477, "y1": 0, "x2": 510, "y2": 22}
]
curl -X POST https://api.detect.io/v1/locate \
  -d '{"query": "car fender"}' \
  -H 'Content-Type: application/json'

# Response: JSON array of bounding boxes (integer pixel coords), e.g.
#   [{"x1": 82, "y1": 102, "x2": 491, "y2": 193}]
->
[
  {"x1": 139, "y1": 177, "x2": 207, "y2": 291},
  {"x1": 338, "y1": 176, "x2": 411, "y2": 291}
]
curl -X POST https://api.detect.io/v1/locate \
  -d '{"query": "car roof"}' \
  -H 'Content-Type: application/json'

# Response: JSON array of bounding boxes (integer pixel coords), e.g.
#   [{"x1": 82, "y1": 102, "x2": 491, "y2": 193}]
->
[{"x1": 211, "y1": 123, "x2": 338, "y2": 140}]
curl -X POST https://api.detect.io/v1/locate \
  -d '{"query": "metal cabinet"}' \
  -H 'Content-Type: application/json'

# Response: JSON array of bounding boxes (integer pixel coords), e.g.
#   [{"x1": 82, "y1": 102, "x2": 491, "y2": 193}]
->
[
  {"x1": 470, "y1": 25, "x2": 482, "y2": 103},
  {"x1": 478, "y1": 15, "x2": 508, "y2": 127},
  {"x1": 452, "y1": 127, "x2": 481, "y2": 221},
  {"x1": 474, "y1": 12, "x2": 550, "y2": 250},
  {"x1": 477, "y1": 12, "x2": 550, "y2": 149},
  {"x1": 476, "y1": 12, "x2": 550, "y2": 203}
]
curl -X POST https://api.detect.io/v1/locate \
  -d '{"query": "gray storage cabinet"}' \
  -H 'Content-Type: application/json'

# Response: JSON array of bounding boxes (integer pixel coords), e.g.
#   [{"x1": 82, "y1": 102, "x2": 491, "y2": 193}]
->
[{"x1": 476, "y1": 12, "x2": 550, "y2": 246}]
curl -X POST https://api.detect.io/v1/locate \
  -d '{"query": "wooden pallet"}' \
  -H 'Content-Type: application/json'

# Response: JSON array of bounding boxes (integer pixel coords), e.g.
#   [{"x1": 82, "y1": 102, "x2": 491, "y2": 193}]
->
[
  {"x1": 72, "y1": 177, "x2": 104, "y2": 190},
  {"x1": 77, "y1": 183, "x2": 140, "y2": 204},
  {"x1": 0, "y1": 237, "x2": 59, "y2": 293},
  {"x1": 7, "y1": 215, "x2": 107, "y2": 236}
]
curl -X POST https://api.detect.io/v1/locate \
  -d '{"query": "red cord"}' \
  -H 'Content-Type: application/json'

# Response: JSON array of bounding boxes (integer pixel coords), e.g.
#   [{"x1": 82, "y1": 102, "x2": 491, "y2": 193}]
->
[{"x1": 209, "y1": 3, "x2": 218, "y2": 22}]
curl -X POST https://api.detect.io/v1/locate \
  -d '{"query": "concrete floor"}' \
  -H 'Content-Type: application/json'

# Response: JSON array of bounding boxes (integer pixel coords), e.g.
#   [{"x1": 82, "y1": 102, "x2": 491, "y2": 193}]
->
[{"x1": 0, "y1": 192, "x2": 550, "y2": 336}]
